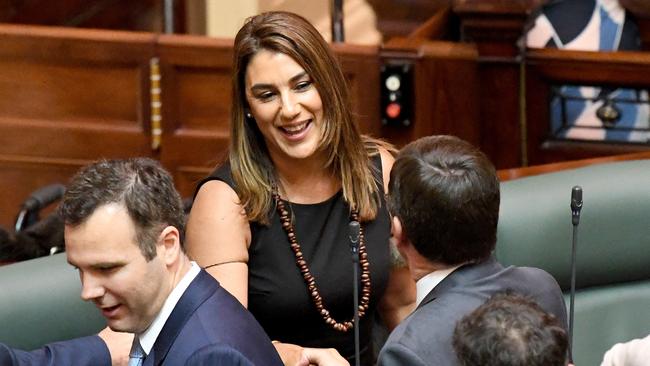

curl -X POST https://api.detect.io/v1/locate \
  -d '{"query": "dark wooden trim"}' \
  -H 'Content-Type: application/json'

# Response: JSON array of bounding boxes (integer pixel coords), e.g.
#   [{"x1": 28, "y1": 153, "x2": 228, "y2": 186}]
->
[{"x1": 498, "y1": 151, "x2": 650, "y2": 181}]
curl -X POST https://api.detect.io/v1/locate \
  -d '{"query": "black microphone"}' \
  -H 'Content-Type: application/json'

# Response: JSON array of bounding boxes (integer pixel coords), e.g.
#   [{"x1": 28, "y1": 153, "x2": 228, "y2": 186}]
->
[
  {"x1": 349, "y1": 221, "x2": 360, "y2": 257},
  {"x1": 23, "y1": 184, "x2": 66, "y2": 212},
  {"x1": 348, "y1": 220, "x2": 361, "y2": 366},
  {"x1": 568, "y1": 185, "x2": 583, "y2": 364},
  {"x1": 571, "y1": 186, "x2": 583, "y2": 226},
  {"x1": 15, "y1": 184, "x2": 66, "y2": 232}
]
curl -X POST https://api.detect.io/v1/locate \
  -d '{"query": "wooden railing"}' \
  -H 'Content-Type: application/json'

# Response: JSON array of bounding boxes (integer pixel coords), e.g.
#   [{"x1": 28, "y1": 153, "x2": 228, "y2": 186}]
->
[{"x1": 498, "y1": 151, "x2": 650, "y2": 181}]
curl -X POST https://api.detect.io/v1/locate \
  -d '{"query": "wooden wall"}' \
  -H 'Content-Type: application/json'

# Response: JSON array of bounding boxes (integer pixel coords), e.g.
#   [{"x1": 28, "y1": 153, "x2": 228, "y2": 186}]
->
[
  {"x1": 0, "y1": 0, "x2": 170, "y2": 32},
  {"x1": 379, "y1": 37, "x2": 479, "y2": 148},
  {"x1": 2, "y1": 0, "x2": 650, "y2": 230},
  {"x1": 0, "y1": 26, "x2": 155, "y2": 228},
  {"x1": 156, "y1": 34, "x2": 234, "y2": 197},
  {"x1": 0, "y1": 25, "x2": 390, "y2": 229}
]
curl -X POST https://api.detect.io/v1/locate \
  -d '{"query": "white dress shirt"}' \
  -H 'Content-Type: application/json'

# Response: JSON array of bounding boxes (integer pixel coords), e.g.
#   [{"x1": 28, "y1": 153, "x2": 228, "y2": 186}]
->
[{"x1": 415, "y1": 265, "x2": 462, "y2": 307}]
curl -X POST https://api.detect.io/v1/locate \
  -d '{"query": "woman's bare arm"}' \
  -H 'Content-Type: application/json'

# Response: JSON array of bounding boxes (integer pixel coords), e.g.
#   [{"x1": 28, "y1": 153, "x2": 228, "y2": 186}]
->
[{"x1": 185, "y1": 180, "x2": 251, "y2": 307}]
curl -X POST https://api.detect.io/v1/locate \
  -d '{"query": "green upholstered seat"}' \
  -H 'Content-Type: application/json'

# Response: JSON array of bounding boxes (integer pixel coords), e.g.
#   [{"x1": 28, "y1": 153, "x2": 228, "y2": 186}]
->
[
  {"x1": 497, "y1": 159, "x2": 650, "y2": 366},
  {"x1": 0, "y1": 253, "x2": 105, "y2": 350}
]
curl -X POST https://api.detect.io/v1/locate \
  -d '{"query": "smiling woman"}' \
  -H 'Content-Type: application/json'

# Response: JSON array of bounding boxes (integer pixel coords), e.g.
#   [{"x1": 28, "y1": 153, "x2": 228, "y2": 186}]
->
[
  {"x1": 245, "y1": 50, "x2": 324, "y2": 162},
  {"x1": 185, "y1": 11, "x2": 416, "y2": 366}
]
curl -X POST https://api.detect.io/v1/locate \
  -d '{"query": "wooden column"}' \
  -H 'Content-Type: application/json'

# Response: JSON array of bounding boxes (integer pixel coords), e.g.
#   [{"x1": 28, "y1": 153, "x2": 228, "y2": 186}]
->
[{"x1": 453, "y1": 0, "x2": 538, "y2": 168}]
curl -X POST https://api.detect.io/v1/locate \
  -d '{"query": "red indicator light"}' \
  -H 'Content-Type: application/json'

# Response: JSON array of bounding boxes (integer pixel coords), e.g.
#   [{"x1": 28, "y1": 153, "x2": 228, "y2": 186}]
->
[{"x1": 386, "y1": 103, "x2": 401, "y2": 118}]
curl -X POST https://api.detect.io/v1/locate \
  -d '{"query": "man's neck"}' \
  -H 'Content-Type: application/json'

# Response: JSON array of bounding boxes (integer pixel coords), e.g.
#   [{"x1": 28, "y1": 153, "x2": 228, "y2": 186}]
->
[
  {"x1": 170, "y1": 256, "x2": 192, "y2": 289},
  {"x1": 138, "y1": 260, "x2": 200, "y2": 355},
  {"x1": 409, "y1": 256, "x2": 455, "y2": 282}
]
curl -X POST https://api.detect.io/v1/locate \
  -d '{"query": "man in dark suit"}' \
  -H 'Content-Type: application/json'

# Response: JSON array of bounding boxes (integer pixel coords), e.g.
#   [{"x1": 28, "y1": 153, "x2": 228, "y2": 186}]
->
[
  {"x1": 1, "y1": 158, "x2": 282, "y2": 365},
  {"x1": 377, "y1": 135, "x2": 568, "y2": 366}
]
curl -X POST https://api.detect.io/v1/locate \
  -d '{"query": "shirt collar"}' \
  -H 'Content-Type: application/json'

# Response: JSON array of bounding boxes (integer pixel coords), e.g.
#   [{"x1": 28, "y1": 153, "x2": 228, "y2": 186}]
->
[
  {"x1": 415, "y1": 264, "x2": 462, "y2": 307},
  {"x1": 137, "y1": 261, "x2": 201, "y2": 355}
]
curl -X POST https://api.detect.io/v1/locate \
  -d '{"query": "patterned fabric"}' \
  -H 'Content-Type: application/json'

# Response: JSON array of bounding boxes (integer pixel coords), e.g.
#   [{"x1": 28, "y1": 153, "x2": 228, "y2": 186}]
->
[
  {"x1": 128, "y1": 337, "x2": 145, "y2": 366},
  {"x1": 527, "y1": 0, "x2": 650, "y2": 142}
]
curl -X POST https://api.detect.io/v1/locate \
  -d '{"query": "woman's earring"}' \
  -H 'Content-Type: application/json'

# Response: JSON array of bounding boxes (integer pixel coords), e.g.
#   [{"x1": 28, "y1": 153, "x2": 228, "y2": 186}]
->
[{"x1": 245, "y1": 112, "x2": 253, "y2": 119}]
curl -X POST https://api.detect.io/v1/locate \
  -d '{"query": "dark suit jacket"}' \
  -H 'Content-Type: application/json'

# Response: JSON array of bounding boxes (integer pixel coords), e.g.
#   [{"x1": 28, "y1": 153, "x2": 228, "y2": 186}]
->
[
  {"x1": 377, "y1": 257, "x2": 568, "y2": 366},
  {"x1": 1, "y1": 270, "x2": 282, "y2": 366},
  {"x1": 0, "y1": 335, "x2": 110, "y2": 366},
  {"x1": 143, "y1": 269, "x2": 282, "y2": 365}
]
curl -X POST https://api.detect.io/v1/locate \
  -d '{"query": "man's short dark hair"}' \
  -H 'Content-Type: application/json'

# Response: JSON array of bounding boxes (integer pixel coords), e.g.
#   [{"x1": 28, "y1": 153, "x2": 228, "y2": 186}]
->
[
  {"x1": 453, "y1": 292, "x2": 568, "y2": 366},
  {"x1": 387, "y1": 135, "x2": 500, "y2": 265},
  {"x1": 59, "y1": 158, "x2": 185, "y2": 261}
]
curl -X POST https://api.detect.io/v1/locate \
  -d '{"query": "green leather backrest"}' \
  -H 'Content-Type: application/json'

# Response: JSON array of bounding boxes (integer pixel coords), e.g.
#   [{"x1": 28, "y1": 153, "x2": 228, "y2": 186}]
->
[
  {"x1": 0, "y1": 253, "x2": 105, "y2": 350},
  {"x1": 497, "y1": 159, "x2": 650, "y2": 290},
  {"x1": 565, "y1": 281, "x2": 650, "y2": 366},
  {"x1": 496, "y1": 159, "x2": 650, "y2": 366}
]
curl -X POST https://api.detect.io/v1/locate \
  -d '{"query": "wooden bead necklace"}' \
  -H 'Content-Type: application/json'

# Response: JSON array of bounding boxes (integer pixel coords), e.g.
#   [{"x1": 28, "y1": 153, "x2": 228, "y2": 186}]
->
[{"x1": 273, "y1": 191, "x2": 372, "y2": 332}]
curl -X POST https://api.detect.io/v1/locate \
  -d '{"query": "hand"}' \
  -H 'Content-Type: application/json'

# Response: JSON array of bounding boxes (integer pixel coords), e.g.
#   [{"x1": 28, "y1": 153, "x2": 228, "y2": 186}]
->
[
  {"x1": 300, "y1": 347, "x2": 349, "y2": 366},
  {"x1": 273, "y1": 342, "x2": 304, "y2": 366},
  {"x1": 98, "y1": 327, "x2": 133, "y2": 366},
  {"x1": 273, "y1": 342, "x2": 349, "y2": 366}
]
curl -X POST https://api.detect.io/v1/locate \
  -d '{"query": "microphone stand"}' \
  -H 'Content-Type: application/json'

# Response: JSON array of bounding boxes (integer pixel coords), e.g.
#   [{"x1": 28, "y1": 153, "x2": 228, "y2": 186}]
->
[
  {"x1": 330, "y1": 0, "x2": 345, "y2": 43},
  {"x1": 569, "y1": 186, "x2": 583, "y2": 364},
  {"x1": 349, "y1": 221, "x2": 361, "y2": 366},
  {"x1": 14, "y1": 183, "x2": 66, "y2": 232}
]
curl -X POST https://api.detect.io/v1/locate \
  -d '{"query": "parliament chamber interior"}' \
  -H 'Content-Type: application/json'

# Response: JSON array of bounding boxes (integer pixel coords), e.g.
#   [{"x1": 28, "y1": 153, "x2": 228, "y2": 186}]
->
[{"x1": 0, "y1": 1, "x2": 649, "y2": 365}]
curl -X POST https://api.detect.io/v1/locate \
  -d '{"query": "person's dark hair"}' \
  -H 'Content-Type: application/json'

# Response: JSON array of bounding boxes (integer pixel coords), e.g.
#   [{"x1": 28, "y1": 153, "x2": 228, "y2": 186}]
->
[
  {"x1": 59, "y1": 158, "x2": 185, "y2": 261},
  {"x1": 387, "y1": 135, "x2": 500, "y2": 265},
  {"x1": 452, "y1": 292, "x2": 568, "y2": 366}
]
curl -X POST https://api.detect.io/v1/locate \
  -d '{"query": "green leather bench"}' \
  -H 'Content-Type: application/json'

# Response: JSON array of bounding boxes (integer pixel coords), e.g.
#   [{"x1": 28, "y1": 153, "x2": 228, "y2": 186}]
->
[
  {"x1": 1, "y1": 159, "x2": 649, "y2": 365},
  {"x1": 496, "y1": 159, "x2": 650, "y2": 366},
  {"x1": 0, "y1": 253, "x2": 105, "y2": 350}
]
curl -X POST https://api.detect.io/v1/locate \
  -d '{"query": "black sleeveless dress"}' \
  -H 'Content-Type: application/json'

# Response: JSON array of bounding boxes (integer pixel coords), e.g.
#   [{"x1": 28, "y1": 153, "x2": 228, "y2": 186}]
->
[{"x1": 197, "y1": 155, "x2": 391, "y2": 365}]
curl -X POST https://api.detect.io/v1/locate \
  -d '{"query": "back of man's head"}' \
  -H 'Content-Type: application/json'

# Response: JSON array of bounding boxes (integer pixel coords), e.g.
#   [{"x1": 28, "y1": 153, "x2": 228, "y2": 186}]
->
[
  {"x1": 387, "y1": 135, "x2": 500, "y2": 265},
  {"x1": 59, "y1": 158, "x2": 185, "y2": 260},
  {"x1": 453, "y1": 292, "x2": 568, "y2": 366}
]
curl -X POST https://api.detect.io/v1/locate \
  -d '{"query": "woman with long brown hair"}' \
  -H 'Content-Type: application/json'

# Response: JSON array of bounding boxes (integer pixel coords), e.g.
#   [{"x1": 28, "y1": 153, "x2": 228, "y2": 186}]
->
[{"x1": 186, "y1": 11, "x2": 414, "y2": 365}]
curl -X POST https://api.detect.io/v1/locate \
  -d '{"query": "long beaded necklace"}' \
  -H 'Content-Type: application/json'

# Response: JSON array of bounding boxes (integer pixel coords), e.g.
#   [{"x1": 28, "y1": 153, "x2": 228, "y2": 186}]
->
[{"x1": 272, "y1": 191, "x2": 372, "y2": 332}]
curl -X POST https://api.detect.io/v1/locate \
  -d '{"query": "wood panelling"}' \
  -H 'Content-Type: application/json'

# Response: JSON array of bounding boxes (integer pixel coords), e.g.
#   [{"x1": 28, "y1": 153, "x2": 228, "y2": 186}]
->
[
  {"x1": 3, "y1": 4, "x2": 649, "y2": 229},
  {"x1": 0, "y1": 157, "x2": 93, "y2": 229},
  {"x1": 156, "y1": 34, "x2": 233, "y2": 196},
  {"x1": 0, "y1": 18, "x2": 511, "y2": 229},
  {"x1": 0, "y1": 0, "x2": 166, "y2": 32},
  {"x1": 452, "y1": 0, "x2": 535, "y2": 169},
  {"x1": 0, "y1": 25, "x2": 155, "y2": 228},
  {"x1": 527, "y1": 48, "x2": 650, "y2": 86},
  {"x1": 367, "y1": 0, "x2": 452, "y2": 40},
  {"x1": 498, "y1": 151, "x2": 650, "y2": 181},
  {"x1": 379, "y1": 37, "x2": 479, "y2": 148},
  {"x1": 0, "y1": 60, "x2": 141, "y2": 126},
  {"x1": 333, "y1": 43, "x2": 381, "y2": 136},
  {"x1": 174, "y1": 166, "x2": 214, "y2": 201}
]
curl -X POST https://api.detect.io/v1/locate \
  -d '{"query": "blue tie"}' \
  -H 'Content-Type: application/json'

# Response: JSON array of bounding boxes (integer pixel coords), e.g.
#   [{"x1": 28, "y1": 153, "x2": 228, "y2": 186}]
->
[{"x1": 128, "y1": 336, "x2": 145, "y2": 366}]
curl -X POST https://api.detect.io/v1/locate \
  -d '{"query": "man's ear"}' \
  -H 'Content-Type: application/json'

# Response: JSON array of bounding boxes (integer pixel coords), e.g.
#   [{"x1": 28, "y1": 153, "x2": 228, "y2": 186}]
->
[
  {"x1": 391, "y1": 216, "x2": 407, "y2": 248},
  {"x1": 157, "y1": 226, "x2": 181, "y2": 266}
]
